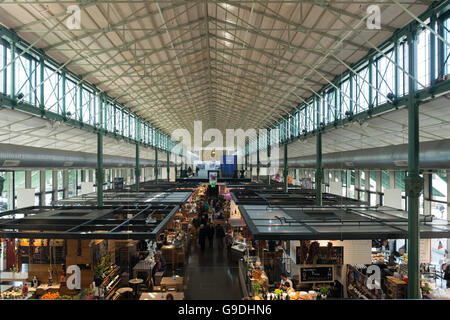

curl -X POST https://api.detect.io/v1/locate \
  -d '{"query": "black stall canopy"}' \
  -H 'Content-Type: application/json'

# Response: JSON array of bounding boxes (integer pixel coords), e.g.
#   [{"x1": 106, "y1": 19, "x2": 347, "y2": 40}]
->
[
  {"x1": 231, "y1": 189, "x2": 366, "y2": 206},
  {"x1": 0, "y1": 203, "x2": 179, "y2": 240},
  {"x1": 238, "y1": 204, "x2": 450, "y2": 241},
  {"x1": 54, "y1": 190, "x2": 192, "y2": 206}
]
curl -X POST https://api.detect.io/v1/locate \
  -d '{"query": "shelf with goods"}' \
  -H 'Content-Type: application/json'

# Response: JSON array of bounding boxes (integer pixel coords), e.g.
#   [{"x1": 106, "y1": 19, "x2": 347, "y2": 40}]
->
[
  {"x1": 101, "y1": 265, "x2": 121, "y2": 300},
  {"x1": 371, "y1": 250, "x2": 389, "y2": 264},
  {"x1": 346, "y1": 265, "x2": 384, "y2": 299}
]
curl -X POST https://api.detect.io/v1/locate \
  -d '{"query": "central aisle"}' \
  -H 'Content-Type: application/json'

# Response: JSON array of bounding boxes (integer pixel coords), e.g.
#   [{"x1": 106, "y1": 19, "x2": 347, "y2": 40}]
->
[{"x1": 183, "y1": 238, "x2": 242, "y2": 300}]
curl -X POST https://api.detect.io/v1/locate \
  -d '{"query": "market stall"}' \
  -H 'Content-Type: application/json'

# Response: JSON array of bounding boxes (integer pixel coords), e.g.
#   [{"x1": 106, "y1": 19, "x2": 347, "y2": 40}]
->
[
  {"x1": 0, "y1": 200, "x2": 188, "y2": 300},
  {"x1": 237, "y1": 203, "x2": 450, "y2": 300}
]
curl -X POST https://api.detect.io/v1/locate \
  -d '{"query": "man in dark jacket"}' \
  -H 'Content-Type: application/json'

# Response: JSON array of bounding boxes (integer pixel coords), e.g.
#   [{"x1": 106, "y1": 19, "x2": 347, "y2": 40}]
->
[
  {"x1": 206, "y1": 222, "x2": 215, "y2": 248},
  {"x1": 198, "y1": 224, "x2": 206, "y2": 251},
  {"x1": 215, "y1": 224, "x2": 225, "y2": 249}
]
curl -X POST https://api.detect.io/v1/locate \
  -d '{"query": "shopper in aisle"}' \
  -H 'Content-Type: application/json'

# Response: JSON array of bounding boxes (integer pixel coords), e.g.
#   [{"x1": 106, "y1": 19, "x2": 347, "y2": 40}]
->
[
  {"x1": 200, "y1": 213, "x2": 208, "y2": 226},
  {"x1": 215, "y1": 223, "x2": 225, "y2": 249},
  {"x1": 198, "y1": 224, "x2": 207, "y2": 251},
  {"x1": 443, "y1": 264, "x2": 450, "y2": 288},
  {"x1": 206, "y1": 221, "x2": 215, "y2": 248}
]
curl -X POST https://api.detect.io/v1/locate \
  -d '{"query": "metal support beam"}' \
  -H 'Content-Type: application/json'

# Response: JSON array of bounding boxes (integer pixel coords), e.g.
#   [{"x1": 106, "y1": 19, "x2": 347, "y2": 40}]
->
[
  {"x1": 447, "y1": 170, "x2": 450, "y2": 255},
  {"x1": 405, "y1": 24, "x2": 423, "y2": 300},
  {"x1": 167, "y1": 151, "x2": 170, "y2": 182},
  {"x1": 135, "y1": 143, "x2": 140, "y2": 191},
  {"x1": 155, "y1": 147, "x2": 159, "y2": 184},
  {"x1": 174, "y1": 154, "x2": 178, "y2": 179},
  {"x1": 25, "y1": 170, "x2": 31, "y2": 189},
  {"x1": 365, "y1": 170, "x2": 370, "y2": 203},
  {"x1": 52, "y1": 170, "x2": 58, "y2": 203},
  {"x1": 283, "y1": 141, "x2": 288, "y2": 193},
  {"x1": 63, "y1": 170, "x2": 69, "y2": 199},
  {"x1": 267, "y1": 130, "x2": 271, "y2": 185},
  {"x1": 376, "y1": 171, "x2": 382, "y2": 205},
  {"x1": 315, "y1": 131, "x2": 323, "y2": 205},
  {"x1": 96, "y1": 132, "x2": 103, "y2": 206},
  {"x1": 39, "y1": 170, "x2": 45, "y2": 206},
  {"x1": 355, "y1": 170, "x2": 361, "y2": 200},
  {"x1": 256, "y1": 133, "x2": 260, "y2": 181}
]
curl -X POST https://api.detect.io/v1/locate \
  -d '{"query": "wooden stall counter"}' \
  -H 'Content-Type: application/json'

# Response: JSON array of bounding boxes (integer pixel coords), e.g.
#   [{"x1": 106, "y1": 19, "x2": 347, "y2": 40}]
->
[
  {"x1": 140, "y1": 292, "x2": 184, "y2": 300},
  {"x1": 160, "y1": 277, "x2": 183, "y2": 292}
]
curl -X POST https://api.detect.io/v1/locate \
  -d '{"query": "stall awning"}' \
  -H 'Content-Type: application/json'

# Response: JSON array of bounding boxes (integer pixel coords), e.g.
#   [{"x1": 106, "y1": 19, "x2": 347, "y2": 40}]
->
[
  {"x1": 231, "y1": 189, "x2": 365, "y2": 206},
  {"x1": 238, "y1": 204, "x2": 450, "y2": 241},
  {"x1": 54, "y1": 191, "x2": 192, "y2": 206},
  {"x1": 0, "y1": 204, "x2": 179, "y2": 240}
]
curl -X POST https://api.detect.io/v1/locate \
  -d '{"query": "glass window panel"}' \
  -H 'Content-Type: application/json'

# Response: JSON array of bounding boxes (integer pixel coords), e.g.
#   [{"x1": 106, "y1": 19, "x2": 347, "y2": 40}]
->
[
  {"x1": 43, "y1": 66, "x2": 60, "y2": 113},
  {"x1": 398, "y1": 38, "x2": 409, "y2": 96},
  {"x1": 15, "y1": 52, "x2": 33, "y2": 104},
  {"x1": 65, "y1": 78, "x2": 77, "y2": 118},
  {"x1": 0, "y1": 42, "x2": 5, "y2": 94},
  {"x1": 417, "y1": 26, "x2": 431, "y2": 89},
  {"x1": 376, "y1": 49, "x2": 395, "y2": 105},
  {"x1": 355, "y1": 65, "x2": 370, "y2": 112},
  {"x1": 340, "y1": 78, "x2": 351, "y2": 114},
  {"x1": 444, "y1": 17, "x2": 450, "y2": 76}
]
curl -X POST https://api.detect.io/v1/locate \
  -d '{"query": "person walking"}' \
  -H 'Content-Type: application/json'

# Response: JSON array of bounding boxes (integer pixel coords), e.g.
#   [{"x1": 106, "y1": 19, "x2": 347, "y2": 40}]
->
[
  {"x1": 206, "y1": 221, "x2": 215, "y2": 248},
  {"x1": 215, "y1": 223, "x2": 225, "y2": 249},
  {"x1": 198, "y1": 224, "x2": 206, "y2": 251},
  {"x1": 443, "y1": 263, "x2": 450, "y2": 288}
]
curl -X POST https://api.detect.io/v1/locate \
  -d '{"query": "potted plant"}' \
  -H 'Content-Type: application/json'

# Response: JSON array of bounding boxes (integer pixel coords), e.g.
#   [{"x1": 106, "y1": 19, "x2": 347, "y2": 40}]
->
[
  {"x1": 253, "y1": 282, "x2": 261, "y2": 296},
  {"x1": 319, "y1": 287, "x2": 329, "y2": 300},
  {"x1": 10, "y1": 265, "x2": 17, "y2": 278}
]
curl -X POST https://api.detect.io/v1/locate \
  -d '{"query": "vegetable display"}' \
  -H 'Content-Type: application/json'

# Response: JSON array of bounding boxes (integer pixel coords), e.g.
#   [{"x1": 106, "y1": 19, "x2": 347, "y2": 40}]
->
[{"x1": 40, "y1": 292, "x2": 59, "y2": 300}]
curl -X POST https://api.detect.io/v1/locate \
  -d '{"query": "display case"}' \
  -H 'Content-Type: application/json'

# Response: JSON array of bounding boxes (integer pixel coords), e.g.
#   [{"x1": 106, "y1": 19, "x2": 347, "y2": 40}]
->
[
  {"x1": 231, "y1": 239, "x2": 249, "y2": 262},
  {"x1": 100, "y1": 264, "x2": 121, "y2": 300}
]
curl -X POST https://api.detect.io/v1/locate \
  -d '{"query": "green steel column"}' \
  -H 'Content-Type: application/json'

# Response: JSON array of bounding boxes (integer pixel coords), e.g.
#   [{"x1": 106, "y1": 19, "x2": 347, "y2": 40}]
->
[
  {"x1": 315, "y1": 130, "x2": 323, "y2": 205},
  {"x1": 175, "y1": 154, "x2": 178, "y2": 179},
  {"x1": 96, "y1": 132, "x2": 103, "y2": 206},
  {"x1": 167, "y1": 151, "x2": 170, "y2": 182},
  {"x1": 256, "y1": 133, "x2": 260, "y2": 181},
  {"x1": 10, "y1": 40, "x2": 15, "y2": 99},
  {"x1": 394, "y1": 36, "x2": 399, "y2": 98},
  {"x1": 245, "y1": 145, "x2": 248, "y2": 175},
  {"x1": 155, "y1": 147, "x2": 159, "y2": 184},
  {"x1": 78, "y1": 83, "x2": 83, "y2": 122},
  {"x1": 405, "y1": 24, "x2": 423, "y2": 299},
  {"x1": 283, "y1": 141, "x2": 288, "y2": 193},
  {"x1": 135, "y1": 143, "x2": 140, "y2": 191},
  {"x1": 62, "y1": 72, "x2": 66, "y2": 117},
  {"x1": 2, "y1": 45, "x2": 6, "y2": 93},
  {"x1": 429, "y1": 14, "x2": 436, "y2": 84},
  {"x1": 267, "y1": 129, "x2": 271, "y2": 185}
]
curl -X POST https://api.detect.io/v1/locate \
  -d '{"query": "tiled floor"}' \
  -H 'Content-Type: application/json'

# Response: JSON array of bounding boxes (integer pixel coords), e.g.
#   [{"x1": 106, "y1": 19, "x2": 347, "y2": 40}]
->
[{"x1": 184, "y1": 239, "x2": 242, "y2": 300}]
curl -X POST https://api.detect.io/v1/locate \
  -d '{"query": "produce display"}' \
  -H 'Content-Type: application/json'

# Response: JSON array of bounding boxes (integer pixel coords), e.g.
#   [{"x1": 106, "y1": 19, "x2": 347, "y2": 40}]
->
[
  {"x1": 0, "y1": 290, "x2": 23, "y2": 299},
  {"x1": 40, "y1": 292, "x2": 60, "y2": 300}
]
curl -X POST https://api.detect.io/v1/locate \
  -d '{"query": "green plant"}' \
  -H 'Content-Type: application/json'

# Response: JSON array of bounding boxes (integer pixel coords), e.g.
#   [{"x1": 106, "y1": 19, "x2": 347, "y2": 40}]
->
[
  {"x1": 253, "y1": 282, "x2": 261, "y2": 294},
  {"x1": 274, "y1": 288, "x2": 283, "y2": 296},
  {"x1": 319, "y1": 287, "x2": 329, "y2": 295},
  {"x1": 422, "y1": 284, "x2": 432, "y2": 294}
]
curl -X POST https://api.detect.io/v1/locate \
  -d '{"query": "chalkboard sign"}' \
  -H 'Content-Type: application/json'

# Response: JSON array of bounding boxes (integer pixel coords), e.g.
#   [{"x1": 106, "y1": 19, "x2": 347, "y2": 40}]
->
[{"x1": 299, "y1": 265, "x2": 334, "y2": 283}]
